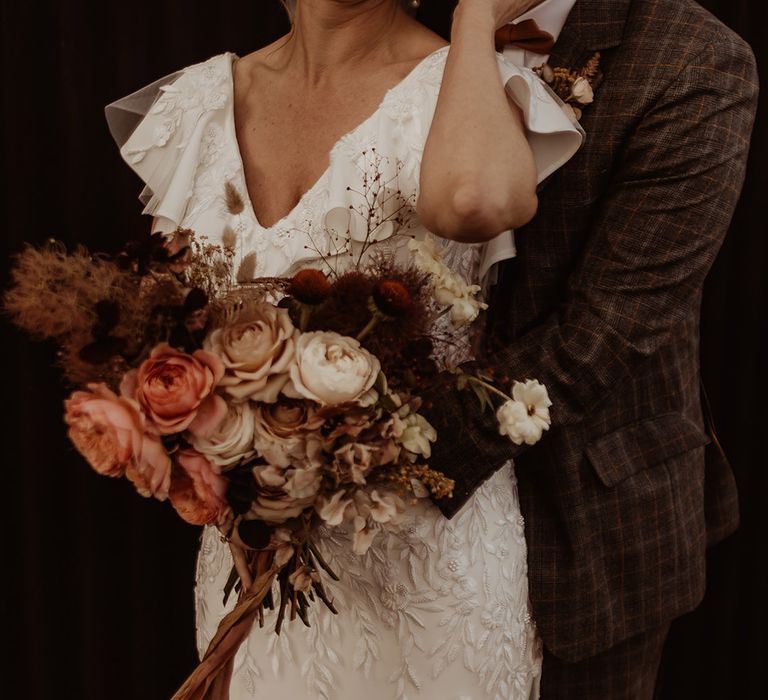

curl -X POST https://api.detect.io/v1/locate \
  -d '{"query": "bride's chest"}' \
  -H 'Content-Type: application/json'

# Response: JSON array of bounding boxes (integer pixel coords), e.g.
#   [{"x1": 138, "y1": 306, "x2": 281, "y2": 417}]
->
[{"x1": 233, "y1": 83, "x2": 393, "y2": 229}]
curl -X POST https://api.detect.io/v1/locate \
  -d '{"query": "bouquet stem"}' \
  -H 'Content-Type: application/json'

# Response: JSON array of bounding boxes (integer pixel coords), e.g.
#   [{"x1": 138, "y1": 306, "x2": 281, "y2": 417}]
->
[{"x1": 171, "y1": 564, "x2": 279, "y2": 700}]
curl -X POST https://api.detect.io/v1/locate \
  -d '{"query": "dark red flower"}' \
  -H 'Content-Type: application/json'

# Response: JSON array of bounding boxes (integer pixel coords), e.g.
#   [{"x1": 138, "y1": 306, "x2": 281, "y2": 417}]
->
[
  {"x1": 289, "y1": 269, "x2": 332, "y2": 305},
  {"x1": 372, "y1": 279, "x2": 412, "y2": 317}
]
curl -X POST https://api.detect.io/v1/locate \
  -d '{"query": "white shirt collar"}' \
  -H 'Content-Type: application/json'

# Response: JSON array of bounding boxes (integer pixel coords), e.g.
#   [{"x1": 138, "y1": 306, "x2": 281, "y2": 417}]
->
[{"x1": 514, "y1": 0, "x2": 577, "y2": 44}]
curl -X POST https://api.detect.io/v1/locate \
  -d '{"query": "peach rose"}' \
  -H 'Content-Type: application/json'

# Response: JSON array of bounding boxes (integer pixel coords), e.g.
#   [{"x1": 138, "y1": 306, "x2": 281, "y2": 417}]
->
[
  {"x1": 64, "y1": 383, "x2": 143, "y2": 478},
  {"x1": 168, "y1": 448, "x2": 230, "y2": 525},
  {"x1": 284, "y1": 331, "x2": 380, "y2": 406},
  {"x1": 203, "y1": 304, "x2": 297, "y2": 403},
  {"x1": 121, "y1": 342, "x2": 226, "y2": 438}
]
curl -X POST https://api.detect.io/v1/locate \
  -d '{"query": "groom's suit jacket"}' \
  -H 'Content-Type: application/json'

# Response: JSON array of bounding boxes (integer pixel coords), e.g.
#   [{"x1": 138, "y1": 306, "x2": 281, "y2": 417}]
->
[{"x1": 429, "y1": 0, "x2": 759, "y2": 663}]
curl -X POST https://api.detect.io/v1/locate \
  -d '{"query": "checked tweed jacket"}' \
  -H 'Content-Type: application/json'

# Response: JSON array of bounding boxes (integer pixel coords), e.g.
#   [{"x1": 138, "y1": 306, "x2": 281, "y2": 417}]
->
[{"x1": 428, "y1": 0, "x2": 760, "y2": 663}]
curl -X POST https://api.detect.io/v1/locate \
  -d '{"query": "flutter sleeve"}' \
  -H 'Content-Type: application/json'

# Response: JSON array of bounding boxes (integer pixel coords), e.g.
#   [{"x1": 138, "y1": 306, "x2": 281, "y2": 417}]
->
[
  {"x1": 104, "y1": 54, "x2": 232, "y2": 234},
  {"x1": 479, "y1": 54, "x2": 585, "y2": 283}
]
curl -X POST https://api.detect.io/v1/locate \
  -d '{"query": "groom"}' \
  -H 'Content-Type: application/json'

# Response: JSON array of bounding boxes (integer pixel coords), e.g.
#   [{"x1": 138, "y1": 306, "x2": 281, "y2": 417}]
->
[{"x1": 428, "y1": 0, "x2": 759, "y2": 697}]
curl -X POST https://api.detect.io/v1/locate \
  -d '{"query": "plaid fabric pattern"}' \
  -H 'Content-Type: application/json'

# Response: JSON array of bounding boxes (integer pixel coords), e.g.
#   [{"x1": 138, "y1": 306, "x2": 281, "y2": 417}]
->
[
  {"x1": 426, "y1": 0, "x2": 759, "y2": 662},
  {"x1": 540, "y1": 622, "x2": 670, "y2": 699}
]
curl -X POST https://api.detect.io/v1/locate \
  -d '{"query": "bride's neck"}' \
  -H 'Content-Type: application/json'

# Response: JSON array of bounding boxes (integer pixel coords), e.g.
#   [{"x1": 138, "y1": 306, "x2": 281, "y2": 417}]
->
[{"x1": 278, "y1": 0, "x2": 414, "y2": 84}]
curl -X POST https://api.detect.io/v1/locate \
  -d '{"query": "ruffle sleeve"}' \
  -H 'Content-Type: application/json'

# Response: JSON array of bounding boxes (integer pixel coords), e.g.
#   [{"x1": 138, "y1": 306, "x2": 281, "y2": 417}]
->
[
  {"x1": 480, "y1": 53, "x2": 585, "y2": 283},
  {"x1": 104, "y1": 54, "x2": 232, "y2": 234}
]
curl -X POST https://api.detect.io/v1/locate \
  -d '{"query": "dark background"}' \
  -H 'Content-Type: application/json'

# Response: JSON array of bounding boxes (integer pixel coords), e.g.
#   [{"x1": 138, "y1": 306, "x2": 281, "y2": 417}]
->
[{"x1": 1, "y1": 1, "x2": 765, "y2": 698}]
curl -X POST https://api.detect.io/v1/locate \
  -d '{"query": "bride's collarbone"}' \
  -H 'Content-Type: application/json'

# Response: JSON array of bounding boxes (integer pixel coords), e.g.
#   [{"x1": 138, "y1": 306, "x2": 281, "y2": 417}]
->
[{"x1": 234, "y1": 88, "x2": 385, "y2": 227}]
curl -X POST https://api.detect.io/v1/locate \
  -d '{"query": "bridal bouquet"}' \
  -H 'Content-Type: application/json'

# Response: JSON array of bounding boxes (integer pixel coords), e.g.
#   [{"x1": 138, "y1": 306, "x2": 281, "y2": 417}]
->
[{"x1": 5, "y1": 220, "x2": 551, "y2": 698}]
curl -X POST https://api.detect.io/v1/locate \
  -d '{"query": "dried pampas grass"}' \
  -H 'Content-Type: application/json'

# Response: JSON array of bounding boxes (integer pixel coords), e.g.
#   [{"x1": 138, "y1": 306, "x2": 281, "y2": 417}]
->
[{"x1": 3, "y1": 240, "x2": 126, "y2": 341}]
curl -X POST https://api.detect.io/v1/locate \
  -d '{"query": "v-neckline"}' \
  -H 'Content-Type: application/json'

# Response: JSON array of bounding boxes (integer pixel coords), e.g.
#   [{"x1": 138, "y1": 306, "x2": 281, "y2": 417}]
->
[{"x1": 226, "y1": 45, "x2": 449, "y2": 232}]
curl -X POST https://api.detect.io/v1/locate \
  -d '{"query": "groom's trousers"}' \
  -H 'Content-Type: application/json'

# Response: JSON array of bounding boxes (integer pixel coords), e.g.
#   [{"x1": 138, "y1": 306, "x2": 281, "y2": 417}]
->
[{"x1": 539, "y1": 622, "x2": 670, "y2": 700}]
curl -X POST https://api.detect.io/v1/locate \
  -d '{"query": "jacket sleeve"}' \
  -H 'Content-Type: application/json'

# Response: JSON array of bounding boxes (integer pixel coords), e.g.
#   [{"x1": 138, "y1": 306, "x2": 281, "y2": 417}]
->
[{"x1": 430, "y1": 39, "x2": 760, "y2": 518}]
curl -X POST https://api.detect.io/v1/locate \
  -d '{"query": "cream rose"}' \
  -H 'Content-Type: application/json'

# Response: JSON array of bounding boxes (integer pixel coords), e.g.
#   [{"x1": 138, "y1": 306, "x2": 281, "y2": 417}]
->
[
  {"x1": 252, "y1": 402, "x2": 324, "y2": 467},
  {"x1": 204, "y1": 304, "x2": 297, "y2": 403},
  {"x1": 187, "y1": 402, "x2": 256, "y2": 468},
  {"x1": 284, "y1": 331, "x2": 380, "y2": 406},
  {"x1": 570, "y1": 77, "x2": 594, "y2": 106}
]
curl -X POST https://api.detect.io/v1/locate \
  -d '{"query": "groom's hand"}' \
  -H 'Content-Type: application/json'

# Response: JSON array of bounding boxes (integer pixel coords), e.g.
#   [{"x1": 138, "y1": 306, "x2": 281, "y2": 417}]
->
[
  {"x1": 421, "y1": 363, "x2": 523, "y2": 518},
  {"x1": 454, "y1": 0, "x2": 542, "y2": 29}
]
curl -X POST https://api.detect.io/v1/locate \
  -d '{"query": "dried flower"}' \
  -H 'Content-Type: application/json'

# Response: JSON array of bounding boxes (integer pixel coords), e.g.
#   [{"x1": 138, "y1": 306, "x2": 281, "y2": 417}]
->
[
  {"x1": 372, "y1": 279, "x2": 412, "y2": 317},
  {"x1": 289, "y1": 269, "x2": 332, "y2": 305}
]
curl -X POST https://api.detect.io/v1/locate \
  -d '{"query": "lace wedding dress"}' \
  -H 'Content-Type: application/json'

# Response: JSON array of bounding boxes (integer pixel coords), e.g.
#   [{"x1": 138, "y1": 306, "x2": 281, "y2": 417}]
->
[{"x1": 106, "y1": 45, "x2": 582, "y2": 700}]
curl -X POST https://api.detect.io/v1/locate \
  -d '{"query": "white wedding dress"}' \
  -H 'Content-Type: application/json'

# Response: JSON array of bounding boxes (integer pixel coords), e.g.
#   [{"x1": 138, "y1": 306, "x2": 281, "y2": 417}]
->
[{"x1": 106, "y1": 45, "x2": 582, "y2": 700}]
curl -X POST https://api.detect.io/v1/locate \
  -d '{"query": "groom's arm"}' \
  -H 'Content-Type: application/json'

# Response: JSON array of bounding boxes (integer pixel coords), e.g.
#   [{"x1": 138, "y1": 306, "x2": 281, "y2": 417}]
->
[{"x1": 429, "y1": 38, "x2": 759, "y2": 517}]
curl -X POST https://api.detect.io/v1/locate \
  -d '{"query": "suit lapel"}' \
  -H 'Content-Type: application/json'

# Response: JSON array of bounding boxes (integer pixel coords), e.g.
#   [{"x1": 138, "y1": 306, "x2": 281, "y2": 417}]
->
[
  {"x1": 535, "y1": 0, "x2": 632, "y2": 195},
  {"x1": 489, "y1": 1, "x2": 635, "y2": 323},
  {"x1": 551, "y1": 0, "x2": 632, "y2": 62}
]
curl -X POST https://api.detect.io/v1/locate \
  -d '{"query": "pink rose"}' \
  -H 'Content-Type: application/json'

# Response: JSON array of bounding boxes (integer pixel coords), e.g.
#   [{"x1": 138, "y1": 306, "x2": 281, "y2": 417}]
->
[
  {"x1": 168, "y1": 449, "x2": 230, "y2": 525},
  {"x1": 121, "y1": 342, "x2": 226, "y2": 438},
  {"x1": 124, "y1": 433, "x2": 173, "y2": 500},
  {"x1": 64, "y1": 382, "x2": 172, "y2": 499},
  {"x1": 64, "y1": 383, "x2": 143, "y2": 477}
]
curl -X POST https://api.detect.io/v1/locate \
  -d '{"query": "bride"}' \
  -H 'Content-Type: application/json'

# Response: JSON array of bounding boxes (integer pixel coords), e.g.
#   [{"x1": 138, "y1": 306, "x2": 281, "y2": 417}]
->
[{"x1": 105, "y1": 0, "x2": 582, "y2": 697}]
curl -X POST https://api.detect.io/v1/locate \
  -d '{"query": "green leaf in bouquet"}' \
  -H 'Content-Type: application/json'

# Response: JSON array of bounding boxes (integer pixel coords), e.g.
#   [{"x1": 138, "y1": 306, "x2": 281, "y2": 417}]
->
[{"x1": 470, "y1": 381, "x2": 491, "y2": 414}]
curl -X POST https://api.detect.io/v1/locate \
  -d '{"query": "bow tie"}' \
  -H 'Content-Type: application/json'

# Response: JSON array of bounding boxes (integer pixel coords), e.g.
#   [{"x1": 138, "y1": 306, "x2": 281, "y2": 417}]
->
[{"x1": 494, "y1": 18, "x2": 556, "y2": 54}]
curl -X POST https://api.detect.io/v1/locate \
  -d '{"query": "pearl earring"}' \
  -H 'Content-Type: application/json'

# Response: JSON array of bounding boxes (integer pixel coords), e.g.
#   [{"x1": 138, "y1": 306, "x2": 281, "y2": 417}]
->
[{"x1": 409, "y1": 0, "x2": 421, "y2": 8}]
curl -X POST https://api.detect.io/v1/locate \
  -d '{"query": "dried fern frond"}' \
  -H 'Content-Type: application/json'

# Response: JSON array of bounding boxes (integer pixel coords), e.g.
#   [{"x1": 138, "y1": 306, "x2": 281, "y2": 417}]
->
[{"x1": 579, "y1": 52, "x2": 601, "y2": 80}]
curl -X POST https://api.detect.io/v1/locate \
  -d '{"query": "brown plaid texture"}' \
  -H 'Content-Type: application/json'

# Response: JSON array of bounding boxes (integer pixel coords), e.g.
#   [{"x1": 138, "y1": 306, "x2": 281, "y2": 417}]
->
[
  {"x1": 540, "y1": 622, "x2": 670, "y2": 699},
  {"x1": 426, "y1": 0, "x2": 759, "y2": 663}
]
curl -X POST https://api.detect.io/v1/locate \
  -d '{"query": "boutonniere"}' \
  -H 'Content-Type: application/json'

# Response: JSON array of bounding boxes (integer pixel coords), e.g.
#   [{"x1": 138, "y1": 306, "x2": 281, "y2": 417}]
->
[{"x1": 534, "y1": 52, "x2": 601, "y2": 122}]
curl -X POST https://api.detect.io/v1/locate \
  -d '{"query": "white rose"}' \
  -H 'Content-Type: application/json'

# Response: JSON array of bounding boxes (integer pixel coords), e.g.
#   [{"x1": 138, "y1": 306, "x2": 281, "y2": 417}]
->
[
  {"x1": 399, "y1": 413, "x2": 437, "y2": 458},
  {"x1": 496, "y1": 380, "x2": 552, "y2": 446},
  {"x1": 186, "y1": 402, "x2": 256, "y2": 467},
  {"x1": 284, "y1": 331, "x2": 380, "y2": 406},
  {"x1": 570, "y1": 77, "x2": 594, "y2": 106}
]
